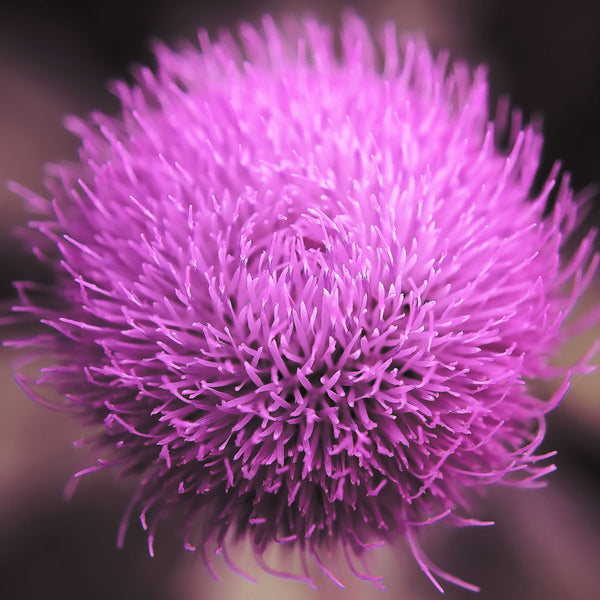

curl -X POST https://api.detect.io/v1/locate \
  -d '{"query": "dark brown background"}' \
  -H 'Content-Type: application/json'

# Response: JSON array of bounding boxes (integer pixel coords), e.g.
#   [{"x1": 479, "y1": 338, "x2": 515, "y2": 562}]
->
[{"x1": 1, "y1": 1, "x2": 599, "y2": 599}]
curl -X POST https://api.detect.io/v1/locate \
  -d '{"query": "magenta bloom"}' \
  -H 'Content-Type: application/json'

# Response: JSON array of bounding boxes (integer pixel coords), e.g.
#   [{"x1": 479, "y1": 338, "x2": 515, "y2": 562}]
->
[{"x1": 10, "y1": 14, "x2": 598, "y2": 592}]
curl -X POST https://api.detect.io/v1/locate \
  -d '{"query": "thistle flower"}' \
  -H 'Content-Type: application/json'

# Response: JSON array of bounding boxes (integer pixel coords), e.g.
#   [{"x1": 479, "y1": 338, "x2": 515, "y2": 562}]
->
[{"x1": 9, "y1": 14, "x2": 598, "y2": 592}]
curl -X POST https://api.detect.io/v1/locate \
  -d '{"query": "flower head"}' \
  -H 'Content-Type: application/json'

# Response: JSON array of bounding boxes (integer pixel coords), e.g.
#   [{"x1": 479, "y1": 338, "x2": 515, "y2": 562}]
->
[{"x1": 10, "y1": 13, "x2": 597, "y2": 592}]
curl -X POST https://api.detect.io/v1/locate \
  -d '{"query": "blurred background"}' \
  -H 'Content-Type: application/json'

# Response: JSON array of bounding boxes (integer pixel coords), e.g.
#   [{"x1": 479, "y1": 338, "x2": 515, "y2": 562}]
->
[{"x1": 1, "y1": 1, "x2": 599, "y2": 598}]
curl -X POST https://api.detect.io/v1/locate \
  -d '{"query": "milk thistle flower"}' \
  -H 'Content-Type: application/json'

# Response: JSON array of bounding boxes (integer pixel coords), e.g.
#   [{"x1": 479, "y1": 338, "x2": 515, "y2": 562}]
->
[{"x1": 9, "y1": 13, "x2": 598, "y2": 592}]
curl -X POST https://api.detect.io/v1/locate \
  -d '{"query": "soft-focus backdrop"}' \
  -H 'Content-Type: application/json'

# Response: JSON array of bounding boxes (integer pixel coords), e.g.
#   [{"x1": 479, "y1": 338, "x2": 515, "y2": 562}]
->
[{"x1": 1, "y1": 1, "x2": 599, "y2": 599}]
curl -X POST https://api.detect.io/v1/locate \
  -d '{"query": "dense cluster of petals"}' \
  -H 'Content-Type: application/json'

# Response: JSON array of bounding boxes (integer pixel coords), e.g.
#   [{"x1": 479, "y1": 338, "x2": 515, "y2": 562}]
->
[{"x1": 10, "y1": 14, "x2": 597, "y2": 592}]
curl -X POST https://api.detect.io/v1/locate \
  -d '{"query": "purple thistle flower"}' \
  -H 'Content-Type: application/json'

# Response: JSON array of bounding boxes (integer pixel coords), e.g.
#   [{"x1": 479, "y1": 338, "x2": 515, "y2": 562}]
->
[{"x1": 8, "y1": 13, "x2": 599, "y2": 592}]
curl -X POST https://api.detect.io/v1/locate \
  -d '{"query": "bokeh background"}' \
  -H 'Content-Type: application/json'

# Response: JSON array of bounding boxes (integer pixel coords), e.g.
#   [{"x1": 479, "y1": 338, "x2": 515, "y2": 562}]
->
[{"x1": 1, "y1": 1, "x2": 599, "y2": 599}]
